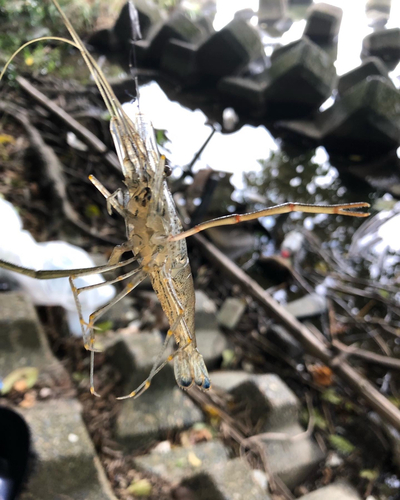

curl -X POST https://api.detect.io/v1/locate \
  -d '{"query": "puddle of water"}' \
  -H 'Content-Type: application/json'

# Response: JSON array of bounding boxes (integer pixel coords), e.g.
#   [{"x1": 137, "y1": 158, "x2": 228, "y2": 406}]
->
[
  {"x1": 123, "y1": 0, "x2": 399, "y2": 276},
  {"x1": 49, "y1": 0, "x2": 399, "y2": 279}
]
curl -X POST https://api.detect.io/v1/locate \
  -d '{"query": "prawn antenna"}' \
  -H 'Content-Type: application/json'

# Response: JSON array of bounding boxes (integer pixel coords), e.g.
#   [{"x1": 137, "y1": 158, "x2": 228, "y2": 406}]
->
[{"x1": 127, "y1": 1, "x2": 142, "y2": 108}]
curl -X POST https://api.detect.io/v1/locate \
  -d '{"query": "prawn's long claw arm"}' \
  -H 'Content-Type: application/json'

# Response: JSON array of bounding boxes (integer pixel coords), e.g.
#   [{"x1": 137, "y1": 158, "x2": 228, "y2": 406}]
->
[{"x1": 169, "y1": 202, "x2": 371, "y2": 242}]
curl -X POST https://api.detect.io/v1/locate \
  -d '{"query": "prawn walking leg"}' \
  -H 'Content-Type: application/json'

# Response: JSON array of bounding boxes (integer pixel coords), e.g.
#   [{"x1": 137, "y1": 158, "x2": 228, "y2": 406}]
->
[
  {"x1": 118, "y1": 266, "x2": 210, "y2": 400},
  {"x1": 69, "y1": 266, "x2": 142, "y2": 351},
  {"x1": 82, "y1": 269, "x2": 148, "y2": 396},
  {"x1": 170, "y1": 202, "x2": 370, "y2": 242}
]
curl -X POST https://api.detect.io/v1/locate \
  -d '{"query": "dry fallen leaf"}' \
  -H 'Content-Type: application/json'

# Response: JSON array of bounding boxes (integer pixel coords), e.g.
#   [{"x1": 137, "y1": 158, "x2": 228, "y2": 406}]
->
[
  {"x1": 19, "y1": 391, "x2": 36, "y2": 409},
  {"x1": 1, "y1": 367, "x2": 39, "y2": 395},
  {"x1": 187, "y1": 452, "x2": 202, "y2": 468},
  {"x1": 309, "y1": 364, "x2": 333, "y2": 386}
]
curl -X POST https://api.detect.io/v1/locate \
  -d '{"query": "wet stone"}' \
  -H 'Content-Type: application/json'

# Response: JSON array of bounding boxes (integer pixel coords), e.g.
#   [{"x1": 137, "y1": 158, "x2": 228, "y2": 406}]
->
[
  {"x1": 106, "y1": 331, "x2": 203, "y2": 450},
  {"x1": 362, "y1": 28, "x2": 400, "y2": 67},
  {"x1": 195, "y1": 15, "x2": 215, "y2": 37},
  {"x1": 102, "y1": 296, "x2": 139, "y2": 330},
  {"x1": 267, "y1": 324, "x2": 304, "y2": 358},
  {"x1": 217, "y1": 297, "x2": 247, "y2": 330},
  {"x1": 284, "y1": 292, "x2": 327, "y2": 319},
  {"x1": 320, "y1": 76, "x2": 400, "y2": 156},
  {"x1": 366, "y1": 0, "x2": 392, "y2": 15},
  {"x1": 303, "y1": 3, "x2": 343, "y2": 44},
  {"x1": 197, "y1": 18, "x2": 264, "y2": 80},
  {"x1": 116, "y1": 386, "x2": 204, "y2": 450},
  {"x1": 196, "y1": 327, "x2": 228, "y2": 371},
  {"x1": 298, "y1": 481, "x2": 362, "y2": 500},
  {"x1": 260, "y1": 423, "x2": 325, "y2": 489},
  {"x1": 366, "y1": 0, "x2": 391, "y2": 28},
  {"x1": 135, "y1": 440, "x2": 228, "y2": 484},
  {"x1": 182, "y1": 457, "x2": 270, "y2": 500},
  {"x1": 18, "y1": 400, "x2": 116, "y2": 500},
  {"x1": 0, "y1": 292, "x2": 69, "y2": 388},
  {"x1": 270, "y1": 38, "x2": 305, "y2": 63},
  {"x1": 106, "y1": 330, "x2": 175, "y2": 390},
  {"x1": 274, "y1": 116, "x2": 323, "y2": 146},
  {"x1": 234, "y1": 8, "x2": 256, "y2": 21},
  {"x1": 264, "y1": 37, "x2": 336, "y2": 119},
  {"x1": 337, "y1": 57, "x2": 393, "y2": 96},
  {"x1": 206, "y1": 372, "x2": 323, "y2": 489},
  {"x1": 211, "y1": 372, "x2": 299, "y2": 431},
  {"x1": 160, "y1": 39, "x2": 200, "y2": 85},
  {"x1": 209, "y1": 370, "x2": 252, "y2": 391},
  {"x1": 114, "y1": 0, "x2": 166, "y2": 42},
  {"x1": 143, "y1": 12, "x2": 206, "y2": 66},
  {"x1": 258, "y1": 0, "x2": 287, "y2": 24},
  {"x1": 195, "y1": 290, "x2": 218, "y2": 330},
  {"x1": 217, "y1": 75, "x2": 266, "y2": 115}
]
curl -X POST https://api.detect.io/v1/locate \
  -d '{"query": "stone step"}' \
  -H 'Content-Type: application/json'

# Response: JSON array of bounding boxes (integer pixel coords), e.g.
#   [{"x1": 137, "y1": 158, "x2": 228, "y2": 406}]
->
[
  {"x1": 135, "y1": 441, "x2": 269, "y2": 499},
  {"x1": 182, "y1": 457, "x2": 270, "y2": 500},
  {"x1": 210, "y1": 371, "x2": 325, "y2": 488},
  {"x1": 106, "y1": 331, "x2": 203, "y2": 450},
  {"x1": 195, "y1": 290, "x2": 229, "y2": 369},
  {"x1": 17, "y1": 400, "x2": 116, "y2": 500},
  {"x1": 135, "y1": 440, "x2": 228, "y2": 483},
  {"x1": 0, "y1": 292, "x2": 69, "y2": 390},
  {"x1": 211, "y1": 372, "x2": 300, "y2": 430},
  {"x1": 115, "y1": 386, "x2": 204, "y2": 450},
  {"x1": 260, "y1": 423, "x2": 324, "y2": 489},
  {"x1": 298, "y1": 481, "x2": 362, "y2": 500}
]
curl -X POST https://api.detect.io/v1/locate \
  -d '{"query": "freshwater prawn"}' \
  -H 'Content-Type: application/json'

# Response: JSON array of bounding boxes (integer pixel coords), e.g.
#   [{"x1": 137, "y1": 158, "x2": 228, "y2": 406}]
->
[{"x1": 0, "y1": 0, "x2": 370, "y2": 399}]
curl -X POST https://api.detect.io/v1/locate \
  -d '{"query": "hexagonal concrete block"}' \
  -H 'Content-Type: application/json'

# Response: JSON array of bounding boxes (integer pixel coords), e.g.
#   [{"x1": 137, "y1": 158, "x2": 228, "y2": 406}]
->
[
  {"x1": 211, "y1": 372, "x2": 299, "y2": 431},
  {"x1": 182, "y1": 457, "x2": 270, "y2": 500},
  {"x1": 261, "y1": 423, "x2": 324, "y2": 489},
  {"x1": 197, "y1": 18, "x2": 264, "y2": 79},
  {"x1": 136, "y1": 441, "x2": 268, "y2": 500},
  {"x1": 362, "y1": 28, "x2": 400, "y2": 66},
  {"x1": 298, "y1": 481, "x2": 361, "y2": 500},
  {"x1": 264, "y1": 37, "x2": 336, "y2": 119},
  {"x1": 0, "y1": 292, "x2": 69, "y2": 389},
  {"x1": 116, "y1": 386, "x2": 204, "y2": 450},
  {"x1": 321, "y1": 76, "x2": 400, "y2": 155},
  {"x1": 304, "y1": 3, "x2": 343, "y2": 43},
  {"x1": 106, "y1": 331, "x2": 203, "y2": 450},
  {"x1": 135, "y1": 441, "x2": 228, "y2": 483},
  {"x1": 18, "y1": 400, "x2": 116, "y2": 500},
  {"x1": 337, "y1": 57, "x2": 392, "y2": 96}
]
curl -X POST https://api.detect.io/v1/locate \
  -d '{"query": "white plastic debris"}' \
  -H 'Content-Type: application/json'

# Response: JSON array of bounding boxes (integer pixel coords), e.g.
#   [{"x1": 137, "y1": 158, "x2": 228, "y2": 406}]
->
[
  {"x1": 222, "y1": 107, "x2": 239, "y2": 131},
  {"x1": 0, "y1": 198, "x2": 116, "y2": 335},
  {"x1": 280, "y1": 230, "x2": 305, "y2": 258}
]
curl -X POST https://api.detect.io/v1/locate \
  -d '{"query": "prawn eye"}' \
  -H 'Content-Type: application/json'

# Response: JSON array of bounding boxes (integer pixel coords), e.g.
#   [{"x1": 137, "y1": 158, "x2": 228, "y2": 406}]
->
[{"x1": 164, "y1": 164, "x2": 172, "y2": 177}]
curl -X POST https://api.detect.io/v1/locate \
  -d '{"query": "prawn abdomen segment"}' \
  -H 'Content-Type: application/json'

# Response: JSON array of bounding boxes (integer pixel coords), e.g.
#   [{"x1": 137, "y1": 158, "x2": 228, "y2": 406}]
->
[
  {"x1": 149, "y1": 265, "x2": 211, "y2": 390},
  {"x1": 175, "y1": 346, "x2": 211, "y2": 390}
]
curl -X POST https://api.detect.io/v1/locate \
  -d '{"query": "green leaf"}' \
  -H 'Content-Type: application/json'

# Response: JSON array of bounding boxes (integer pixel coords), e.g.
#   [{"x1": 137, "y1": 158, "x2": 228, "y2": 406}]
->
[
  {"x1": 221, "y1": 349, "x2": 236, "y2": 368},
  {"x1": 388, "y1": 397, "x2": 400, "y2": 408},
  {"x1": 359, "y1": 469, "x2": 379, "y2": 481},
  {"x1": 155, "y1": 129, "x2": 169, "y2": 147},
  {"x1": 329, "y1": 435, "x2": 355, "y2": 455},
  {"x1": 127, "y1": 478, "x2": 152, "y2": 497},
  {"x1": 72, "y1": 372, "x2": 86, "y2": 382},
  {"x1": 85, "y1": 204, "x2": 101, "y2": 218},
  {"x1": 378, "y1": 289, "x2": 390, "y2": 299},
  {"x1": 313, "y1": 409, "x2": 328, "y2": 430},
  {"x1": 95, "y1": 320, "x2": 113, "y2": 333},
  {"x1": 322, "y1": 388, "x2": 342, "y2": 405},
  {"x1": 175, "y1": 458, "x2": 186, "y2": 468},
  {"x1": 301, "y1": 409, "x2": 327, "y2": 430},
  {"x1": 1, "y1": 367, "x2": 39, "y2": 395}
]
